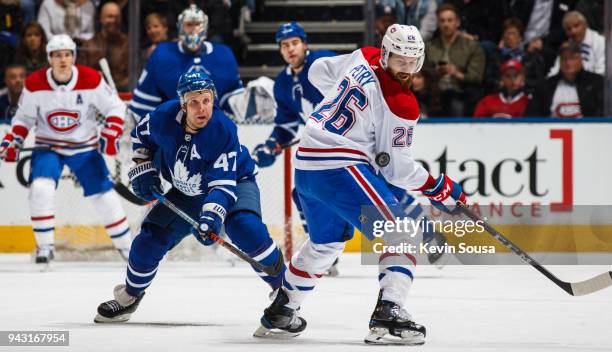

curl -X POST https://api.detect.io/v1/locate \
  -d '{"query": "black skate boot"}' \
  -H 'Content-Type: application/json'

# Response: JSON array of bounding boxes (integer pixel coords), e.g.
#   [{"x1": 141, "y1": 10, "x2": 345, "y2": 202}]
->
[
  {"x1": 35, "y1": 245, "x2": 55, "y2": 264},
  {"x1": 253, "y1": 288, "x2": 306, "y2": 338},
  {"x1": 94, "y1": 284, "x2": 145, "y2": 323},
  {"x1": 364, "y1": 291, "x2": 426, "y2": 345}
]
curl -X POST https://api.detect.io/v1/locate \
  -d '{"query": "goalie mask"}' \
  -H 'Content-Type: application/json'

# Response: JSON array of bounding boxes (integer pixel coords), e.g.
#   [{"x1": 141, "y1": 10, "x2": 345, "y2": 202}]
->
[
  {"x1": 380, "y1": 24, "x2": 425, "y2": 74},
  {"x1": 178, "y1": 4, "x2": 209, "y2": 51}
]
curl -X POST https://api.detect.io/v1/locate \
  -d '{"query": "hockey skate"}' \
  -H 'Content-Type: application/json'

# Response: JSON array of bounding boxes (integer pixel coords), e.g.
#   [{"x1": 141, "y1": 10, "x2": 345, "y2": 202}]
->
[
  {"x1": 35, "y1": 245, "x2": 55, "y2": 264},
  {"x1": 94, "y1": 284, "x2": 145, "y2": 323},
  {"x1": 364, "y1": 291, "x2": 426, "y2": 345},
  {"x1": 254, "y1": 289, "x2": 306, "y2": 338}
]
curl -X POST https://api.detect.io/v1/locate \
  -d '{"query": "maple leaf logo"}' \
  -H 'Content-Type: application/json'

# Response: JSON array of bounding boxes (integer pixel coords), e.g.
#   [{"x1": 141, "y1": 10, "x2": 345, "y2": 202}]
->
[{"x1": 170, "y1": 159, "x2": 203, "y2": 196}]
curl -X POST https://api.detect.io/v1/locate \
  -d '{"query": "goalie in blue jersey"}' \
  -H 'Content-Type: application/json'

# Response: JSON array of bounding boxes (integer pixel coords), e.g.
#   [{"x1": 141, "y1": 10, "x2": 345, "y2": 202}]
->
[
  {"x1": 129, "y1": 4, "x2": 244, "y2": 121},
  {"x1": 94, "y1": 72, "x2": 286, "y2": 323}
]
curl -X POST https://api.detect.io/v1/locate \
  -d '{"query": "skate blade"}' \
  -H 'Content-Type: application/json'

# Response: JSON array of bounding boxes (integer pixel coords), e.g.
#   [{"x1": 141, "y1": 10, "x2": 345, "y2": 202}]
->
[
  {"x1": 253, "y1": 325, "x2": 301, "y2": 339},
  {"x1": 94, "y1": 313, "x2": 131, "y2": 324},
  {"x1": 364, "y1": 328, "x2": 425, "y2": 346}
]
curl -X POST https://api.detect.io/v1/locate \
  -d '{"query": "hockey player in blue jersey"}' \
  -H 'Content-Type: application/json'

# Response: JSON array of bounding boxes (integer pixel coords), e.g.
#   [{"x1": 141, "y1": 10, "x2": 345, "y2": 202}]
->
[
  {"x1": 128, "y1": 4, "x2": 244, "y2": 121},
  {"x1": 94, "y1": 72, "x2": 285, "y2": 323},
  {"x1": 253, "y1": 22, "x2": 335, "y2": 167}
]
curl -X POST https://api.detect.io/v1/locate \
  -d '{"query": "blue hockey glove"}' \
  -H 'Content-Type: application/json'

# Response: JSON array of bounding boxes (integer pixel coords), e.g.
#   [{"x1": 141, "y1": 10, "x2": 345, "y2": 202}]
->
[
  {"x1": 128, "y1": 161, "x2": 161, "y2": 202},
  {"x1": 422, "y1": 174, "x2": 467, "y2": 214},
  {"x1": 192, "y1": 203, "x2": 225, "y2": 246},
  {"x1": 253, "y1": 138, "x2": 281, "y2": 168}
]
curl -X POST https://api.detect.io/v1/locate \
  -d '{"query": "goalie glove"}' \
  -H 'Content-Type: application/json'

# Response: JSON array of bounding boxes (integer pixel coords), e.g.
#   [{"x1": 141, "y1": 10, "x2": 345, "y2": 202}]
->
[
  {"x1": 192, "y1": 203, "x2": 225, "y2": 246},
  {"x1": 422, "y1": 174, "x2": 466, "y2": 214},
  {"x1": 253, "y1": 137, "x2": 281, "y2": 168},
  {"x1": 0, "y1": 125, "x2": 28, "y2": 162},
  {"x1": 99, "y1": 116, "x2": 124, "y2": 156}
]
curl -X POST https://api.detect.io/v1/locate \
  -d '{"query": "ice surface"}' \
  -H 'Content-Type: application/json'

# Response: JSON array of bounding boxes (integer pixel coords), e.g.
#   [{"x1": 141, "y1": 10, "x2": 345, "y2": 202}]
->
[{"x1": 1, "y1": 253, "x2": 611, "y2": 352}]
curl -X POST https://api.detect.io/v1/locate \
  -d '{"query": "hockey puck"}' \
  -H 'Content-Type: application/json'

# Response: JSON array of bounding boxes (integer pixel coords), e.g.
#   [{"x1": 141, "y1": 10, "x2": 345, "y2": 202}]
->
[{"x1": 375, "y1": 152, "x2": 390, "y2": 167}]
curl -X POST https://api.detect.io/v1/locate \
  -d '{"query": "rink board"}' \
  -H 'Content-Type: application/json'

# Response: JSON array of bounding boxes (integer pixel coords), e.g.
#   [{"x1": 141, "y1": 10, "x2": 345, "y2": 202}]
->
[{"x1": 1, "y1": 121, "x2": 612, "y2": 253}]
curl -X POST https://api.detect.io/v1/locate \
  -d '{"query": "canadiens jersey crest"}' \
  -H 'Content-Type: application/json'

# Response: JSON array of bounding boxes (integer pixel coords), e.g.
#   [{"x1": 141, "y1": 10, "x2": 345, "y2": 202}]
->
[{"x1": 46, "y1": 110, "x2": 81, "y2": 133}]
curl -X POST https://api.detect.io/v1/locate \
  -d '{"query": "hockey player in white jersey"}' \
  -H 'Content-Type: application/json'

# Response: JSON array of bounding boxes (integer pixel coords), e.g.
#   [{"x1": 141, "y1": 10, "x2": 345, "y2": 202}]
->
[
  {"x1": 254, "y1": 25, "x2": 467, "y2": 345},
  {"x1": 0, "y1": 34, "x2": 133, "y2": 263}
]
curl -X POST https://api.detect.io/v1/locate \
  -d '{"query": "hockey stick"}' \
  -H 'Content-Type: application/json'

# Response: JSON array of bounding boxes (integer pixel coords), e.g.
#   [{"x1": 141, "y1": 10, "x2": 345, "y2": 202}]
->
[
  {"x1": 152, "y1": 190, "x2": 279, "y2": 276},
  {"x1": 97, "y1": 58, "x2": 147, "y2": 206},
  {"x1": 457, "y1": 203, "x2": 612, "y2": 296},
  {"x1": 17, "y1": 144, "x2": 147, "y2": 206}
]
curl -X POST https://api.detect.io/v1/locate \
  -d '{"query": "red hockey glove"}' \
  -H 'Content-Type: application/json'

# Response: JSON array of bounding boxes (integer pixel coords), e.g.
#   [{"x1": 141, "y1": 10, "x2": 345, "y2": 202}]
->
[
  {"x1": 99, "y1": 116, "x2": 123, "y2": 156},
  {"x1": 0, "y1": 125, "x2": 28, "y2": 162}
]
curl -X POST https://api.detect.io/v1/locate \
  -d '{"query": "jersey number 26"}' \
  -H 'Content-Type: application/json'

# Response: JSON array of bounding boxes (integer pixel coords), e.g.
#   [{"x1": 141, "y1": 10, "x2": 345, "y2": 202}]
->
[{"x1": 310, "y1": 77, "x2": 368, "y2": 136}]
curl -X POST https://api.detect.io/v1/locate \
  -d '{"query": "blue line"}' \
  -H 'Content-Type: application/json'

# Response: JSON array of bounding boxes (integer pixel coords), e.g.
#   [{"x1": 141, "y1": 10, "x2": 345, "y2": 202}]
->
[{"x1": 33, "y1": 227, "x2": 54, "y2": 233}]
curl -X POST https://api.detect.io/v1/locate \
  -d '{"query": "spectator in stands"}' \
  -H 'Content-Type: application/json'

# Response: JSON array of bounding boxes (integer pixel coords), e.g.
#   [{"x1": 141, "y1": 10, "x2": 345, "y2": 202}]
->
[
  {"x1": 496, "y1": 17, "x2": 547, "y2": 94},
  {"x1": 526, "y1": 42, "x2": 603, "y2": 118},
  {"x1": 425, "y1": 3, "x2": 485, "y2": 116},
  {"x1": 410, "y1": 63, "x2": 443, "y2": 118},
  {"x1": 474, "y1": 59, "x2": 531, "y2": 118},
  {"x1": 521, "y1": 0, "x2": 575, "y2": 68},
  {"x1": 20, "y1": 0, "x2": 37, "y2": 24},
  {"x1": 0, "y1": 63, "x2": 25, "y2": 124},
  {"x1": 547, "y1": 11, "x2": 604, "y2": 76},
  {"x1": 377, "y1": 0, "x2": 439, "y2": 41},
  {"x1": 143, "y1": 12, "x2": 169, "y2": 59},
  {"x1": 0, "y1": 0, "x2": 23, "y2": 34},
  {"x1": 14, "y1": 22, "x2": 49, "y2": 75},
  {"x1": 37, "y1": 0, "x2": 96, "y2": 43},
  {"x1": 0, "y1": 30, "x2": 18, "y2": 89},
  {"x1": 79, "y1": 1, "x2": 129, "y2": 91}
]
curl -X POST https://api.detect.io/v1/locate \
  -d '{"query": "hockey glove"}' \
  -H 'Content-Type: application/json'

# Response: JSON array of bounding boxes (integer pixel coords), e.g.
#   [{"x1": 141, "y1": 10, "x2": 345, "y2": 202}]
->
[
  {"x1": 99, "y1": 117, "x2": 123, "y2": 156},
  {"x1": 422, "y1": 174, "x2": 467, "y2": 214},
  {"x1": 0, "y1": 125, "x2": 28, "y2": 162},
  {"x1": 128, "y1": 161, "x2": 161, "y2": 202},
  {"x1": 253, "y1": 138, "x2": 281, "y2": 168},
  {"x1": 193, "y1": 203, "x2": 225, "y2": 246}
]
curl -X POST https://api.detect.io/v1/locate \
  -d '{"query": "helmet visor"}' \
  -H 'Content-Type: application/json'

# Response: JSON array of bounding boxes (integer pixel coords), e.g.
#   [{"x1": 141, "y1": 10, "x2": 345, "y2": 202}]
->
[{"x1": 387, "y1": 54, "x2": 420, "y2": 74}]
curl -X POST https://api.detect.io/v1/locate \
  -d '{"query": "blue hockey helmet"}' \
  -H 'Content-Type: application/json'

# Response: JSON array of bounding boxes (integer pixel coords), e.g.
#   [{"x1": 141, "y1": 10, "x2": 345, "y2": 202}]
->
[
  {"x1": 178, "y1": 4, "x2": 208, "y2": 51},
  {"x1": 275, "y1": 22, "x2": 307, "y2": 44},
  {"x1": 177, "y1": 71, "x2": 216, "y2": 105}
]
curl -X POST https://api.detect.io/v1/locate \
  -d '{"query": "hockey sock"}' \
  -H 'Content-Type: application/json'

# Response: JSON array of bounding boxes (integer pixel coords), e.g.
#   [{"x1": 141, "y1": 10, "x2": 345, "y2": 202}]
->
[
  {"x1": 89, "y1": 190, "x2": 132, "y2": 251},
  {"x1": 29, "y1": 178, "x2": 56, "y2": 248},
  {"x1": 248, "y1": 238, "x2": 286, "y2": 289},
  {"x1": 377, "y1": 250, "x2": 416, "y2": 306},
  {"x1": 283, "y1": 240, "x2": 344, "y2": 309}
]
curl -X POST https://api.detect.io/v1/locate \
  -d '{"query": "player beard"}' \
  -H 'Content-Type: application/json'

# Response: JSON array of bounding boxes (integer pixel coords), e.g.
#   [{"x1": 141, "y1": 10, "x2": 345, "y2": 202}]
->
[{"x1": 391, "y1": 70, "x2": 413, "y2": 88}]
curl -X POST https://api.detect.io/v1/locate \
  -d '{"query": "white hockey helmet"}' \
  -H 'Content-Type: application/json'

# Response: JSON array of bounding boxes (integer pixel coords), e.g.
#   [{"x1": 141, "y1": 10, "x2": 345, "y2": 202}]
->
[
  {"x1": 380, "y1": 24, "x2": 425, "y2": 73},
  {"x1": 178, "y1": 4, "x2": 209, "y2": 51},
  {"x1": 46, "y1": 34, "x2": 77, "y2": 62}
]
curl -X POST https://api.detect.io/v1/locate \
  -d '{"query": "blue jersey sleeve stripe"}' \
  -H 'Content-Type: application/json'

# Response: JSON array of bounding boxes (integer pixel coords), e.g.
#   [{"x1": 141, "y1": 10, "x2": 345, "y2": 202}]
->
[
  {"x1": 129, "y1": 101, "x2": 156, "y2": 111},
  {"x1": 210, "y1": 186, "x2": 237, "y2": 201},
  {"x1": 208, "y1": 180, "x2": 237, "y2": 187},
  {"x1": 134, "y1": 88, "x2": 162, "y2": 102}
]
